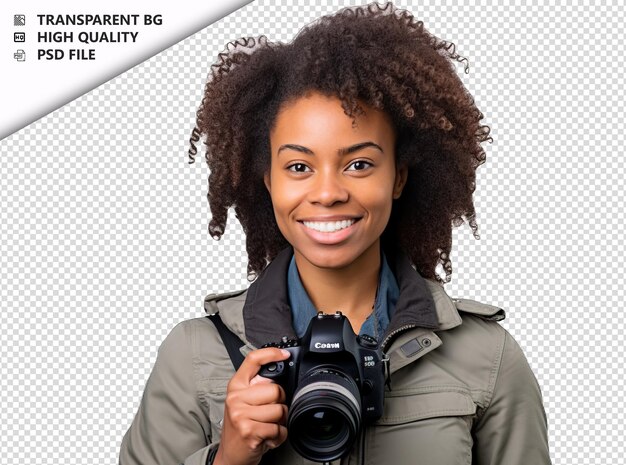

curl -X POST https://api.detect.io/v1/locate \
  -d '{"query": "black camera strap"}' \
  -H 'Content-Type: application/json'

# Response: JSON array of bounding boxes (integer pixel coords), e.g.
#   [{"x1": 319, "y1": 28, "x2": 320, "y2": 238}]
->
[{"x1": 206, "y1": 313, "x2": 245, "y2": 371}]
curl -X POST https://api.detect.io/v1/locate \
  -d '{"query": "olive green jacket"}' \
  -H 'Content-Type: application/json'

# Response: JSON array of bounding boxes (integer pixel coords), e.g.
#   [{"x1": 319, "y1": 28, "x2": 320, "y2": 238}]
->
[{"x1": 119, "y1": 250, "x2": 552, "y2": 465}]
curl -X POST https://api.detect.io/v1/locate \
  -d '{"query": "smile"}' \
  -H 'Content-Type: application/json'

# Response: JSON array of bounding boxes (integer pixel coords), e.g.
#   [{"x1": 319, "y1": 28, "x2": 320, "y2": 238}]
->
[{"x1": 302, "y1": 219, "x2": 356, "y2": 233}]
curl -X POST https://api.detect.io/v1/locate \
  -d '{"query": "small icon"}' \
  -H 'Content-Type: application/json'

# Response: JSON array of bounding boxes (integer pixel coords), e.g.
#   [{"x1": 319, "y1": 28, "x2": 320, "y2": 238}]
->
[
  {"x1": 14, "y1": 49, "x2": 25, "y2": 61},
  {"x1": 14, "y1": 32, "x2": 25, "y2": 42},
  {"x1": 14, "y1": 14, "x2": 26, "y2": 26}
]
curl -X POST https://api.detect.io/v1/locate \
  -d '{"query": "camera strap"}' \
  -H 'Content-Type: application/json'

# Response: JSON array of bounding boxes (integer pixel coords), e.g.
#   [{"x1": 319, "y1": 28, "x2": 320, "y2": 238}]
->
[
  {"x1": 206, "y1": 312, "x2": 246, "y2": 370},
  {"x1": 205, "y1": 313, "x2": 279, "y2": 465}
]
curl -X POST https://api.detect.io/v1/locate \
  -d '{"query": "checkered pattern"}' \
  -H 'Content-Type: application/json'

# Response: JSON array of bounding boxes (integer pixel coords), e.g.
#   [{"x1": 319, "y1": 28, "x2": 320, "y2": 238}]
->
[{"x1": 1, "y1": 1, "x2": 624, "y2": 463}]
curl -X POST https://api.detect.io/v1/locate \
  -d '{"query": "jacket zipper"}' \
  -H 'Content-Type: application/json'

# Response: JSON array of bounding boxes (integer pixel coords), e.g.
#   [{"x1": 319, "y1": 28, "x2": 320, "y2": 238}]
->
[
  {"x1": 381, "y1": 323, "x2": 418, "y2": 352},
  {"x1": 380, "y1": 324, "x2": 419, "y2": 392}
]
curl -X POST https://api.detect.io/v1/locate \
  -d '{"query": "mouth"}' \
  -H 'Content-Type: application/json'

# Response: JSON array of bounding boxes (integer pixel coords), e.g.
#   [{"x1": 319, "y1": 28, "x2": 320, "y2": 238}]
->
[{"x1": 301, "y1": 218, "x2": 359, "y2": 233}]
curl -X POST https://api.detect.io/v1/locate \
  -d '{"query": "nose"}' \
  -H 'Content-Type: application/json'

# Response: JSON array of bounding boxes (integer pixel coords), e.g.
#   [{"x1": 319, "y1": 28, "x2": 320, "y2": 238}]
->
[{"x1": 308, "y1": 169, "x2": 349, "y2": 207}]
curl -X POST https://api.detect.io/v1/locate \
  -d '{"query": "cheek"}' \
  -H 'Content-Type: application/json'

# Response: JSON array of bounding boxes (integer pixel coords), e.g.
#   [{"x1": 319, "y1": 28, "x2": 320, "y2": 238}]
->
[
  {"x1": 270, "y1": 184, "x2": 294, "y2": 215},
  {"x1": 371, "y1": 199, "x2": 394, "y2": 231},
  {"x1": 267, "y1": 176, "x2": 300, "y2": 230},
  {"x1": 268, "y1": 197, "x2": 292, "y2": 242},
  {"x1": 363, "y1": 180, "x2": 395, "y2": 220}
]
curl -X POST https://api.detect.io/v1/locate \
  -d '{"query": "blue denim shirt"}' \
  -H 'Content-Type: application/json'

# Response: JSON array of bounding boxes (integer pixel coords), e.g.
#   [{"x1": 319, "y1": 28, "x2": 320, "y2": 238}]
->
[{"x1": 287, "y1": 252, "x2": 399, "y2": 341}]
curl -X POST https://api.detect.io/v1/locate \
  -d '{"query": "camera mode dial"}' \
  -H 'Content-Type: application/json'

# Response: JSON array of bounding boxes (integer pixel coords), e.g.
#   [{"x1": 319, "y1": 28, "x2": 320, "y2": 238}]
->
[
  {"x1": 262, "y1": 336, "x2": 299, "y2": 349},
  {"x1": 357, "y1": 334, "x2": 378, "y2": 349}
]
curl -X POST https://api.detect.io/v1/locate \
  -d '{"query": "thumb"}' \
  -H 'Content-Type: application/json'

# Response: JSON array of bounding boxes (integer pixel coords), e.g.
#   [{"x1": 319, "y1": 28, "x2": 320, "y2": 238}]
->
[{"x1": 250, "y1": 374, "x2": 274, "y2": 386}]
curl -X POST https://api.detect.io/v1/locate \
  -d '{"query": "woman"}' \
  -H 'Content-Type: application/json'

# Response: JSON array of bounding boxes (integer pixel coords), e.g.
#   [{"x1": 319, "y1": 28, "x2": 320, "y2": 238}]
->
[{"x1": 119, "y1": 3, "x2": 551, "y2": 464}]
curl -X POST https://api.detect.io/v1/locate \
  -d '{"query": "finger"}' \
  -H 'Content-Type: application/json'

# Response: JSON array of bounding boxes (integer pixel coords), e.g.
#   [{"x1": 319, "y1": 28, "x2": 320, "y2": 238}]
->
[
  {"x1": 245, "y1": 403, "x2": 289, "y2": 424},
  {"x1": 242, "y1": 421, "x2": 288, "y2": 446},
  {"x1": 264, "y1": 425, "x2": 289, "y2": 450},
  {"x1": 229, "y1": 348, "x2": 291, "y2": 388},
  {"x1": 232, "y1": 381, "x2": 287, "y2": 406},
  {"x1": 250, "y1": 374, "x2": 273, "y2": 386}
]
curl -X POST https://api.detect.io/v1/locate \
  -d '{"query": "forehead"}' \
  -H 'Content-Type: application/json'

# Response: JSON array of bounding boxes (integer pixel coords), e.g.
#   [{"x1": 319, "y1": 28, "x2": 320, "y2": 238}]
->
[{"x1": 270, "y1": 92, "x2": 396, "y2": 144}]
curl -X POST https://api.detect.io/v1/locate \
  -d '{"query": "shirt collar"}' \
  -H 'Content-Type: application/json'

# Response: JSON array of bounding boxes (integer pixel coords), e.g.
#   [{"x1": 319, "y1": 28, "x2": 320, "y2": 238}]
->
[
  {"x1": 287, "y1": 251, "x2": 399, "y2": 340},
  {"x1": 243, "y1": 246, "x2": 439, "y2": 348}
]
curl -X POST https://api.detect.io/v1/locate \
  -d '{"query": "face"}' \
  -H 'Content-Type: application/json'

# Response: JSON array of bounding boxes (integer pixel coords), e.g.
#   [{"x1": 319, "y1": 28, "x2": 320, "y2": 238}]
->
[{"x1": 265, "y1": 91, "x2": 407, "y2": 270}]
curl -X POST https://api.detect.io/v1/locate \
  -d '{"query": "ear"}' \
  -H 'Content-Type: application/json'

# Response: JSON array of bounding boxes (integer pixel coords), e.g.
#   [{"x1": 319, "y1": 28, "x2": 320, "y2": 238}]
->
[
  {"x1": 393, "y1": 164, "x2": 408, "y2": 199},
  {"x1": 263, "y1": 170, "x2": 271, "y2": 193}
]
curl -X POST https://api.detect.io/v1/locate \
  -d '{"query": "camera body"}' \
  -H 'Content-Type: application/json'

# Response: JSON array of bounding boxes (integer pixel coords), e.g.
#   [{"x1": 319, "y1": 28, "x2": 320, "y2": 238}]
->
[{"x1": 259, "y1": 311, "x2": 386, "y2": 462}]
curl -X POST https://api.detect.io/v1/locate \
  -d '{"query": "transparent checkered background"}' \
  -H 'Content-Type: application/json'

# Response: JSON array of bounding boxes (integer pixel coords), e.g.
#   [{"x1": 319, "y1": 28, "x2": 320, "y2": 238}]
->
[{"x1": 1, "y1": 0, "x2": 623, "y2": 463}]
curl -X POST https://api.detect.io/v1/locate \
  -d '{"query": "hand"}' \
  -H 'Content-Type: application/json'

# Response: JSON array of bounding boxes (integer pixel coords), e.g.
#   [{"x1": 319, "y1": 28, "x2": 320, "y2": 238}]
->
[{"x1": 214, "y1": 347, "x2": 291, "y2": 465}]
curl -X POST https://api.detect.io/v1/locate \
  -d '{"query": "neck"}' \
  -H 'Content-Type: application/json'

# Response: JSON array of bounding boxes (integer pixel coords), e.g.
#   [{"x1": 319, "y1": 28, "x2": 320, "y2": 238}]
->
[{"x1": 294, "y1": 241, "x2": 381, "y2": 330}]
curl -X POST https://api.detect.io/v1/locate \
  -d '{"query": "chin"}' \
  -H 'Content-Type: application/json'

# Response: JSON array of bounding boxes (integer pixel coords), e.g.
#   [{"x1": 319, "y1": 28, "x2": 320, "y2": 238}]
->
[{"x1": 297, "y1": 245, "x2": 363, "y2": 270}]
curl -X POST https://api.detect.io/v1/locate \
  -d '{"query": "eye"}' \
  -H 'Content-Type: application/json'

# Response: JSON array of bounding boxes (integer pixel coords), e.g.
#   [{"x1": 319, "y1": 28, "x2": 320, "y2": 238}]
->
[
  {"x1": 287, "y1": 163, "x2": 311, "y2": 173},
  {"x1": 346, "y1": 160, "x2": 373, "y2": 171}
]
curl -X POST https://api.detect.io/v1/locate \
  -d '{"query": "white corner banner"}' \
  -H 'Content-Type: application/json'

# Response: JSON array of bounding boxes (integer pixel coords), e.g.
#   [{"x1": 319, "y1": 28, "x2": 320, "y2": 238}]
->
[{"x1": 0, "y1": 0, "x2": 252, "y2": 139}]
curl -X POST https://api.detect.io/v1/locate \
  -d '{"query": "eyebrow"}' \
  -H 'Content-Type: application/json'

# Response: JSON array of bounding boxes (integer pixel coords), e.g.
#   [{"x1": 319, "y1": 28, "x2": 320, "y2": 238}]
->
[{"x1": 277, "y1": 141, "x2": 384, "y2": 157}]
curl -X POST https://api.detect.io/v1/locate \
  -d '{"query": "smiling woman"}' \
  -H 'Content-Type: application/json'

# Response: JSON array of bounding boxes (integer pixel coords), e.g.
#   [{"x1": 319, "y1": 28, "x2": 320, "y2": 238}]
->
[
  {"x1": 119, "y1": 2, "x2": 552, "y2": 465},
  {"x1": 265, "y1": 92, "x2": 407, "y2": 331},
  {"x1": 187, "y1": 2, "x2": 490, "y2": 286}
]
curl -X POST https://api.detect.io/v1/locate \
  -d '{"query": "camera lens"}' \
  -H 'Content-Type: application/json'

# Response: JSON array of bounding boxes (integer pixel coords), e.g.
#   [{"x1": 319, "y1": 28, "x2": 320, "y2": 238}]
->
[
  {"x1": 288, "y1": 369, "x2": 361, "y2": 462},
  {"x1": 303, "y1": 410, "x2": 343, "y2": 440}
]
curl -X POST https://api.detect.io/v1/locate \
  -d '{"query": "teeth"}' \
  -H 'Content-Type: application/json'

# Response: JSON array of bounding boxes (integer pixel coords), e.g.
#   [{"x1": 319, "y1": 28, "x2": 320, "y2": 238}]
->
[{"x1": 303, "y1": 219, "x2": 356, "y2": 233}]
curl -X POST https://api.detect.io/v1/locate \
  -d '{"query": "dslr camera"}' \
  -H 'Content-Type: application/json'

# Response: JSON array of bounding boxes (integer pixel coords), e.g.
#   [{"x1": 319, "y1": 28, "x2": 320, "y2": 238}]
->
[{"x1": 259, "y1": 311, "x2": 387, "y2": 463}]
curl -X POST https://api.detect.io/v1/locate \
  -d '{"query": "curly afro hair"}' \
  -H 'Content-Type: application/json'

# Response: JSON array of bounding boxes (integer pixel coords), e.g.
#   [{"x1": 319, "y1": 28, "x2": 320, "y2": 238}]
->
[{"x1": 188, "y1": 1, "x2": 491, "y2": 284}]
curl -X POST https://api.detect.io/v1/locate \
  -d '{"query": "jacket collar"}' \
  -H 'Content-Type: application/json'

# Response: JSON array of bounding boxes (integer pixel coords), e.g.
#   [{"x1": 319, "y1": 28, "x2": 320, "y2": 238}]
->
[
  {"x1": 228, "y1": 246, "x2": 458, "y2": 349},
  {"x1": 242, "y1": 247, "x2": 296, "y2": 347}
]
